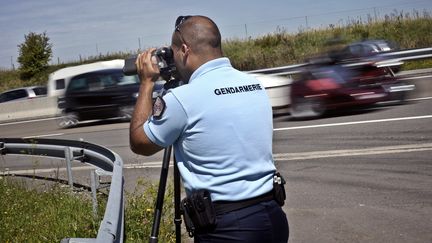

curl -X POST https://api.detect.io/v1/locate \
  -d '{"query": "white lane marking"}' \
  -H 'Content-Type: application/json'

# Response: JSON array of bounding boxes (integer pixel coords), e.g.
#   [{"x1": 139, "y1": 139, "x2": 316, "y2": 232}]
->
[
  {"x1": 0, "y1": 117, "x2": 58, "y2": 126},
  {"x1": 2, "y1": 143, "x2": 431, "y2": 174},
  {"x1": 274, "y1": 115, "x2": 432, "y2": 131},
  {"x1": 22, "y1": 133, "x2": 64, "y2": 139},
  {"x1": 399, "y1": 74, "x2": 432, "y2": 80},
  {"x1": 0, "y1": 97, "x2": 431, "y2": 127},
  {"x1": 408, "y1": 96, "x2": 432, "y2": 101},
  {"x1": 123, "y1": 162, "x2": 167, "y2": 169},
  {"x1": 273, "y1": 143, "x2": 432, "y2": 161}
]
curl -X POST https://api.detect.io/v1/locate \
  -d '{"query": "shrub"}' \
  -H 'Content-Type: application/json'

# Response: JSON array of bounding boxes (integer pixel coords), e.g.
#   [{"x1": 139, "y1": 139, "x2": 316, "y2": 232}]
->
[{"x1": 17, "y1": 32, "x2": 53, "y2": 80}]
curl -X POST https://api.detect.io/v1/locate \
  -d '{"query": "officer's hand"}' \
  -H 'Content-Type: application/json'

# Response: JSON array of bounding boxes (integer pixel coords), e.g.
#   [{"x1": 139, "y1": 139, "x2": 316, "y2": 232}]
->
[{"x1": 136, "y1": 48, "x2": 160, "y2": 83}]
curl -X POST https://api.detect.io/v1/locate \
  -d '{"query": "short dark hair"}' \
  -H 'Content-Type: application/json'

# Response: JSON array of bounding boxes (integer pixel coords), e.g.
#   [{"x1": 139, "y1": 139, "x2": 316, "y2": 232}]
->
[{"x1": 174, "y1": 15, "x2": 222, "y2": 55}]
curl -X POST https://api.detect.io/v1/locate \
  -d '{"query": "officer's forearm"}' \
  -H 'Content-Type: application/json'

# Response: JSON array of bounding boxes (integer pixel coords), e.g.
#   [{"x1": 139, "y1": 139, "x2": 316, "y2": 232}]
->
[{"x1": 129, "y1": 81, "x2": 161, "y2": 155}]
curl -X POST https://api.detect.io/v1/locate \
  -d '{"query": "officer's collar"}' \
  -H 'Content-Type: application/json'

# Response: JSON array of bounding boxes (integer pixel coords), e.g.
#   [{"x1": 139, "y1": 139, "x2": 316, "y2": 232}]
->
[{"x1": 189, "y1": 57, "x2": 231, "y2": 83}]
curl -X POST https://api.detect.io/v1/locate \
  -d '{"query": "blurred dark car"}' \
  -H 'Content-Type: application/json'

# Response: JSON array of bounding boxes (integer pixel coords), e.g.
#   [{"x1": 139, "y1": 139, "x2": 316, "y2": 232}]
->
[
  {"x1": 0, "y1": 86, "x2": 47, "y2": 103},
  {"x1": 330, "y1": 39, "x2": 401, "y2": 74},
  {"x1": 57, "y1": 69, "x2": 139, "y2": 128},
  {"x1": 57, "y1": 69, "x2": 166, "y2": 128},
  {"x1": 338, "y1": 39, "x2": 396, "y2": 59}
]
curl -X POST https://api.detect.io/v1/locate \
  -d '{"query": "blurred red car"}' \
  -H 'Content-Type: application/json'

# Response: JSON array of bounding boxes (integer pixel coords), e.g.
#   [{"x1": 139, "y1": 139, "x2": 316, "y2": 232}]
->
[
  {"x1": 289, "y1": 39, "x2": 414, "y2": 119},
  {"x1": 289, "y1": 63, "x2": 412, "y2": 119}
]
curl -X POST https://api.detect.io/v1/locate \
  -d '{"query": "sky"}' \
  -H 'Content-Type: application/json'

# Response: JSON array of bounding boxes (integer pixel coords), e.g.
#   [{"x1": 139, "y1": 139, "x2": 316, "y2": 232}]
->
[{"x1": 0, "y1": 0, "x2": 431, "y2": 69}]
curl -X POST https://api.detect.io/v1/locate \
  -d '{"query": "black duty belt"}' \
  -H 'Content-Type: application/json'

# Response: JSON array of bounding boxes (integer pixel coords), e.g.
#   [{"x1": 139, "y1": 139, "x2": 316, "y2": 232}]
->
[{"x1": 213, "y1": 190, "x2": 274, "y2": 215}]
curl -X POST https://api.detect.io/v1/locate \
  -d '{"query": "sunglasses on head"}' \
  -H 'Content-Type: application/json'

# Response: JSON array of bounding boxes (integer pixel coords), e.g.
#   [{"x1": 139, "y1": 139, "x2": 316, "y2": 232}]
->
[
  {"x1": 174, "y1": 15, "x2": 192, "y2": 45},
  {"x1": 175, "y1": 15, "x2": 192, "y2": 31}
]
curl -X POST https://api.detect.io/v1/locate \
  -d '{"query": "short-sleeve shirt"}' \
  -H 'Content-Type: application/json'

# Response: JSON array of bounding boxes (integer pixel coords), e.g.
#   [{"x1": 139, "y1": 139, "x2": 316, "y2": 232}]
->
[{"x1": 144, "y1": 57, "x2": 276, "y2": 201}]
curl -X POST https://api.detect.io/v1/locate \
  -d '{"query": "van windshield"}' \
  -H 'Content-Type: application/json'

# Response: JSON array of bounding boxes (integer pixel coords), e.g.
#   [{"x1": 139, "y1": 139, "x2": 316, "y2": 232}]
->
[
  {"x1": 68, "y1": 69, "x2": 138, "y2": 92},
  {"x1": 117, "y1": 75, "x2": 139, "y2": 85}
]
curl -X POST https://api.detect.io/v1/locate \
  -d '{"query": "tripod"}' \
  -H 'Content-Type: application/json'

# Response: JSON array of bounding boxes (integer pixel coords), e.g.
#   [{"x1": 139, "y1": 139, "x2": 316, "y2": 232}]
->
[{"x1": 149, "y1": 146, "x2": 182, "y2": 243}]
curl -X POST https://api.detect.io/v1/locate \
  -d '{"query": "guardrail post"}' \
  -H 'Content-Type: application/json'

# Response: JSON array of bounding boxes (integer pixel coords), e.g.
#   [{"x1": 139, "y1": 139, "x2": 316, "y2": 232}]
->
[
  {"x1": 64, "y1": 147, "x2": 74, "y2": 188},
  {"x1": 90, "y1": 169, "x2": 99, "y2": 217},
  {"x1": 0, "y1": 142, "x2": 6, "y2": 155}
]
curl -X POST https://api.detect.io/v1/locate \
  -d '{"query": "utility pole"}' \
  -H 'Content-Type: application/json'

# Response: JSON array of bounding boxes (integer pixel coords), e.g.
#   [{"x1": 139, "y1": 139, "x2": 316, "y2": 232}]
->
[
  {"x1": 10, "y1": 56, "x2": 15, "y2": 70},
  {"x1": 138, "y1": 37, "x2": 142, "y2": 51},
  {"x1": 374, "y1": 7, "x2": 378, "y2": 22},
  {"x1": 244, "y1": 24, "x2": 248, "y2": 39}
]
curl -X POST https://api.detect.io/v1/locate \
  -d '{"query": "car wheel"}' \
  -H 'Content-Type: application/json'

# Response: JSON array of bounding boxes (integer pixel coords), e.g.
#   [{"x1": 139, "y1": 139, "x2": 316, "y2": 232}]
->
[
  {"x1": 118, "y1": 106, "x2": 134, "y2": 121},
  {"x1": 58, "y1": 113, "x2": 79, "y2": 128},
  {"x1": 389, "y1": 91, "x2": 406, "y2": 105},
  {"x1": 290, "y1": 97, "x2": 326, "y2": 119}
]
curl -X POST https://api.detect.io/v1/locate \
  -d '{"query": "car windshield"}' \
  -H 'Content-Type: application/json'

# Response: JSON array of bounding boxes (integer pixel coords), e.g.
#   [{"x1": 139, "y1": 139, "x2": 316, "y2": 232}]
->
[
  {"x1": 33, "y1": 87, "x2": 47, "y2": 95},
  {"x1": 0, "y1": 89, "x2": 27, "y2": 102}
]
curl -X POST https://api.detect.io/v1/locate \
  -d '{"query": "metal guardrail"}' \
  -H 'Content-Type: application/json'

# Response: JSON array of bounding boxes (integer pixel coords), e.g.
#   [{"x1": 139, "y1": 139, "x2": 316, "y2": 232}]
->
[
  {"x1": 0, "y1": 138, "x2": 124, "y2": 243},
  {"x1": 247, "y1": 47, "x2": 432, "y2": 76},
  {"x1": 381, "y1": 47, "x2": 432, "y2": 60}
]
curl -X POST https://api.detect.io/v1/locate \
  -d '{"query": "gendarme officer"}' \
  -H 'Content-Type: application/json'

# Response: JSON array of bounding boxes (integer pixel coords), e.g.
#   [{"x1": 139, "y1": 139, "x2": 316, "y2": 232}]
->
[{"x1": 130, "y1": 15, "x2": 289, "y2": 243}]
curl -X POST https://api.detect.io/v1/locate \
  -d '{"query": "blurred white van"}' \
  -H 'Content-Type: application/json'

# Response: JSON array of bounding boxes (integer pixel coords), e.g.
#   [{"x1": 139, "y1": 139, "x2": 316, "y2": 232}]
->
[{"x1": 47, "y1": 59, "x2": 125, "y2": 97}]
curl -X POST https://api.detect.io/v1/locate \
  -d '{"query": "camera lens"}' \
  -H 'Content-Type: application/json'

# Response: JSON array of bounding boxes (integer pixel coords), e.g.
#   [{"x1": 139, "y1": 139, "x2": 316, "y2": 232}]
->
[
  {"x1": 156, "y1": 47, "x2": 173, "y2": 59},
  {"x1": 122, "y1": 47, "x2": 175, "y2": 78},
  {"x1": 123, "y1": 55, "x2": 138, "y2": 76}
]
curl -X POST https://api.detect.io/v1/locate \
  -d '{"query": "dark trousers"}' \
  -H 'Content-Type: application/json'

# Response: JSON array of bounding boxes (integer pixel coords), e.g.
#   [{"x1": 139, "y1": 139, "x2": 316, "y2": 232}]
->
[{"x1": 194, "y1": 200, "x2": 289, "y2": 243}]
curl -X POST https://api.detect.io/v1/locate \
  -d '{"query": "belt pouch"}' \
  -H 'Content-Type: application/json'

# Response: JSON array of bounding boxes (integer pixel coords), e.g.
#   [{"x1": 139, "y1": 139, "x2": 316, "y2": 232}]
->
[
  {"x1": 181, "y1": 189, "x2": 216, "y2": 236},
  {"x1": 273, "y1": 172, "x2": 287, "y2": 206}
]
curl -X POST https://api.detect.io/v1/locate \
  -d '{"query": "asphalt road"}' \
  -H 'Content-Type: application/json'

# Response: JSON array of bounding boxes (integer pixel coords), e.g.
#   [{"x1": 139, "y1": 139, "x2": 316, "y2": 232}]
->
[{"x1": 1, "y1": 77, "x2": 432, "y2": 242}]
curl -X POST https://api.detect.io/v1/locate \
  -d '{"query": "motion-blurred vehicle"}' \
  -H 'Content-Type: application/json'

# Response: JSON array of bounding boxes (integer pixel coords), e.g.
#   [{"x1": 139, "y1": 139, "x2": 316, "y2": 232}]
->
[
  {"x1": 333, "y1": 39, "x2": 402, "y2": 74},
  {"x1": 337, "y1": 39, "x2": 397, "y2": 60},
  {"x1": 251, "y1": 73, "x2": 292, "y2": 114},
  {"x1": 48, "y1": 59, "x2": 125, "y2": 97},
  {"x1": 0, "y1": 86, "x2": 47, "y2": 103},
  {"x1": 290, "y1": 39, "x2": 414, "y2": 119},
  {"x1": 290, "y1": 65, "x2": 386, "y2": 118},
  {"x1": 57, "y1": 68, "x2": 140, "y2": 128},
  {"x1": 55, "y1": 59, "x2": 168, "y2": 128}
]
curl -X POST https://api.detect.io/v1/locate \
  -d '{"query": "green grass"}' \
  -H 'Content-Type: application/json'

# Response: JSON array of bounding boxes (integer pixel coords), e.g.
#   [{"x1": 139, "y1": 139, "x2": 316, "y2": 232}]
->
[
  {"x1": 0, "y1": 176, "x2": 102, "y2": 242},
  {"x1": 124, "y1": 179, "x2": 178, "y2": 243},
  {"x1": 0, "y1": 176, "x2": 179, "y2": 242},
  {"x1": 1, "y1": 10, "x2": 431, "y2": 93}
]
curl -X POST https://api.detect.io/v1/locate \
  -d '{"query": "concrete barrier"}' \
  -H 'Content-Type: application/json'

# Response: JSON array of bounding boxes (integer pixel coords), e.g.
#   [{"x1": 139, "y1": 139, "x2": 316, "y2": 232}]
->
[{"x1": 0, "y1": 96, "x2": 60, "y2": 122}]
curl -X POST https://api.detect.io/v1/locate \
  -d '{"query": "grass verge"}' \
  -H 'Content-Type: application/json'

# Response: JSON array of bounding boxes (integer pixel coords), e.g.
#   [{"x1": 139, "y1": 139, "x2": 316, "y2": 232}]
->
[
  {"x1": 0, "y1": 176, "x2": 102, "y2": 242},
  {"x1": 0, "y1": 176, "x2": 179, "y2": 242}
]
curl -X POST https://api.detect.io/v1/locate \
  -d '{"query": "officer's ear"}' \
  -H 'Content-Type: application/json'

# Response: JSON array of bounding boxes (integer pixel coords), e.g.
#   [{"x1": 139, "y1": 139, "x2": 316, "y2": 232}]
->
[{"x1": 181, "y1": 43, "x2": 190, "y2": 56}]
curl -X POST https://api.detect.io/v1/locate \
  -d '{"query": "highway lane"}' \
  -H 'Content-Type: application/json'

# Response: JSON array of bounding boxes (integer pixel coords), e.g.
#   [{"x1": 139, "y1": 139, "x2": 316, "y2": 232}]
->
[
  {"x1": 2, "y1": 97, "x2": 431, "y2": 166},
  {"x1": 272, "y1": 98, "x2": 432, "y2": 242},
  {"x1": 1, "y1": 85, "x2": 432, "y2": 242}
]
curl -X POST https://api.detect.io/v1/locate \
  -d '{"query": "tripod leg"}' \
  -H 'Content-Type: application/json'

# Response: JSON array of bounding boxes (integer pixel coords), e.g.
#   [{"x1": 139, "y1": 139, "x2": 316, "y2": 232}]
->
[
  {"x1": 149, "y1": 146, "x2": 172, "y2": 243},
  {"x1": 174, "y1": 155, "x2": 182, "y2": 243}
]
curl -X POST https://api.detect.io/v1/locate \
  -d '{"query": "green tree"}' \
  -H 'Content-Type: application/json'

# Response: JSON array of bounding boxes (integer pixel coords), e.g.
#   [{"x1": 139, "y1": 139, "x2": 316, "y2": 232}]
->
[{"x1": 17, "y1": 31, "x2": 52, "y2": 80}]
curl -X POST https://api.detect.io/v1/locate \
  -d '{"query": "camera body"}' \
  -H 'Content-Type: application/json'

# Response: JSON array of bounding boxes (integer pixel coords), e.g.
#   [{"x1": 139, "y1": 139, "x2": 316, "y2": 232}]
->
[{"x1": 123, "y1": 47, "x2": 176, "y2": 81}]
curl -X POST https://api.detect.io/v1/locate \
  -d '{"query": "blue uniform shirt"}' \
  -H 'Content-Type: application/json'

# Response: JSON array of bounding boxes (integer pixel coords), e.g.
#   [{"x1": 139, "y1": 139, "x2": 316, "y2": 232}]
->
[{"x1": 144, "y1": 57, "x2": 276, "y2": 201}]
